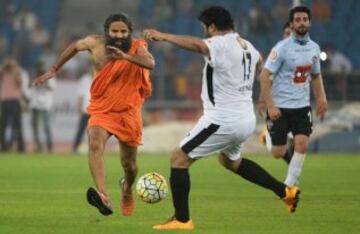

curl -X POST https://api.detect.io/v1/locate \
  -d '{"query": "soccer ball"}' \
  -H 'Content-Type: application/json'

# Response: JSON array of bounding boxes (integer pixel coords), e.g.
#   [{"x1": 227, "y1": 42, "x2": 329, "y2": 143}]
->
[{"x1": 136, "y1": 172, "x2": 168, "y2": 203}]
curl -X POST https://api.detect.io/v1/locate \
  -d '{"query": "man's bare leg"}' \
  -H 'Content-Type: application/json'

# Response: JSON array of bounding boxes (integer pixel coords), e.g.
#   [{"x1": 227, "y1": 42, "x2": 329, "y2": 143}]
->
[
  {"x1": 118, "y1": 141, "x2": 138, "y2": 215},
  {"x1": 88, "y1": 126, "x2": 111, "y2": 195}
]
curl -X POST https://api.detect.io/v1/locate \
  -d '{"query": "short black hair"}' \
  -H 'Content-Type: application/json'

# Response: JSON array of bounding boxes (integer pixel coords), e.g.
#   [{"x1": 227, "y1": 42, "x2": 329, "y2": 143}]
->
[
  {"x1": 198, "y1": 6, "x2": 234, "y2": 31},
  {"x1": 289, "y1": 6, "x2": 312, "y2": 22},
  {"x1": 104, "y1": 13, "x2": 133, "y2": 33}
]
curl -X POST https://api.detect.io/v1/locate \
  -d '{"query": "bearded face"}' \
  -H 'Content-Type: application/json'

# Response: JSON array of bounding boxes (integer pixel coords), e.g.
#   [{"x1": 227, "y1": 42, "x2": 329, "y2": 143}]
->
[
  {"x1": 291, "y1": 12, "x2": 310, "y2": 37},
  {"x1": 105, "y1": 34, "x2": 132, "y2": 52},
  {"x1": 105, "y1": 21, "x2": 132, "y2": 53}
]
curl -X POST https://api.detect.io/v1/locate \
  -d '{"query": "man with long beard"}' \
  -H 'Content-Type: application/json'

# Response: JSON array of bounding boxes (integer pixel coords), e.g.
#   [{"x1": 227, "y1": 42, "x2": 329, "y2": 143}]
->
[{"x1": 34, "y1": 13, "x2": 155, "y2": 216}]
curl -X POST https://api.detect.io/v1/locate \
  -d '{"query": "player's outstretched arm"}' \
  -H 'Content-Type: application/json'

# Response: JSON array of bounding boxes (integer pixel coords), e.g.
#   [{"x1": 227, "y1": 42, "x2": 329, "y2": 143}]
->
[
  {"x1": 311, "y1": 73, "x2": 328, "y2": 119},
  {"x1": 33, "y1": 36, "x2": 93, "y2": 86},
  {"x1": 143, "y1": 29, "x2": 209, "y2": 56}
]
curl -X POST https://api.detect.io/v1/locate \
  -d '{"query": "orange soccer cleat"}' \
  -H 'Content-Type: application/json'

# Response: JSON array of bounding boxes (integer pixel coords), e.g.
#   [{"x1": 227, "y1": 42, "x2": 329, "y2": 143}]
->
[
  {"x1": 120, "y1": 178, "x2": 135, "y2": 216},
  {"x1": 259, "y1": 125, "x2": 268, "y2": 146},
  {"x1": 282, "y1": 186, "x2": 301, "y2": 213},
  {"x1": 153, "y1": 216, "x2": 194, "y2": 230}
]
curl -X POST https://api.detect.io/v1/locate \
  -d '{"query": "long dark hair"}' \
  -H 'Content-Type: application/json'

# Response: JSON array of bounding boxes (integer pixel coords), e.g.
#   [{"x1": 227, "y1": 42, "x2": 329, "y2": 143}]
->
[{"x1": 104, "y1": 13, "x2": 133, "y2": 33}]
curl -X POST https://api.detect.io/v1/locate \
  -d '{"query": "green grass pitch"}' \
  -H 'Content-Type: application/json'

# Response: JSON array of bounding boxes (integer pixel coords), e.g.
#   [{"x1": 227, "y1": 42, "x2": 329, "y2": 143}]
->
[{"x1": 0, "y1": 153, "x2": 359, "y2": 234}]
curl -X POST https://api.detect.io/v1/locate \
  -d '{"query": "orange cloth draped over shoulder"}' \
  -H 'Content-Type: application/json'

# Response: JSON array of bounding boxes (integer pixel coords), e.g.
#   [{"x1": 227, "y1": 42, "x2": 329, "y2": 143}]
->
[{"x1": 87, "y1": 39, "x2": 151, "y2": 147}]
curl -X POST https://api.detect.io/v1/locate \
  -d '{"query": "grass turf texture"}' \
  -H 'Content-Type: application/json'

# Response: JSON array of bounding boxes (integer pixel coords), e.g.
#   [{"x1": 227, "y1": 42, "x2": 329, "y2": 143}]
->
[{"x1": 0, "y1": 153, "x2": 359, "y2": 234}]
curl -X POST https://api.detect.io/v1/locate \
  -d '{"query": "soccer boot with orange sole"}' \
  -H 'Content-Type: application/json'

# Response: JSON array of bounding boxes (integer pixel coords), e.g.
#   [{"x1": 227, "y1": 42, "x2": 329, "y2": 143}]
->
[
  {"x1": 120, "y1": 177, "x2": 135, "y2": 216},
  {"x1": 153, "y1": 216, "x2": 194, "y2": 230},
  {"x1": 282, "y1": 186, "x2": 301, "y2": 213}
]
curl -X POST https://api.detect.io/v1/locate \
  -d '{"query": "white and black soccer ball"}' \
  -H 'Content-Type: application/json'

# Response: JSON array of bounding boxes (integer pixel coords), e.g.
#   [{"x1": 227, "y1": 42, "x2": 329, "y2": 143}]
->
[{"x1": 136, "y1": 172, "x2": 168, "y2": 203}]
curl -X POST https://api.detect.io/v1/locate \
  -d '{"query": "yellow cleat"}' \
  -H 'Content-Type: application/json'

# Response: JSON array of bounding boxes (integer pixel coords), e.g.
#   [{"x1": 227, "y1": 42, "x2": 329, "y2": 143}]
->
[
  {"x1": 259, "y1": 126, "x2": 268, "y2": 146},
  {"x1": 153, "y1": 216, "x2": 194, "y2": 230},
  {"x1": 282, "y1": 186, "x2": 301, "y2": 213}
]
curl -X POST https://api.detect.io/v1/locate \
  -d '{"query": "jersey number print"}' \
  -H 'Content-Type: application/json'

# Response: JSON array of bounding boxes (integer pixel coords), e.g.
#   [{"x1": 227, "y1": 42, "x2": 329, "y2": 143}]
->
[
  {"x1": 292, "y1": 64, "x2": 312, "y2": 84},
  {"x1": 242, "y1": 52, "x2": 252, "y2": 80}
]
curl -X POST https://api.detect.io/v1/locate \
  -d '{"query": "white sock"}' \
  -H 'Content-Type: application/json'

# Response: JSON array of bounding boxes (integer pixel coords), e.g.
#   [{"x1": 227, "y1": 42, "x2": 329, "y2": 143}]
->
[
  {"x1": 265, "y1": 131, "x2": 272, "y2": 152},
  {"x1": 284, "y1": 151, "x2": 306, "y2": 186}
]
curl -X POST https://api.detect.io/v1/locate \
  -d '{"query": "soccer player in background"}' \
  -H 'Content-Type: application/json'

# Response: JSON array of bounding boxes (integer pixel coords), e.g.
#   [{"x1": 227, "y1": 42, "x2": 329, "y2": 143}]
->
[
  {"x1": 34, "y1": 13, "x2": 155, "y2": 216},
  {"x1": 282, "y1": 21, "x2": 292, "y2": 38},
  {"x1": 72, "y1": 70, "x2": 92, "y2": 154},
  {"x1": 257, "y1": 21, "x2": 294, "y2": 163},
  {"x1": 259, "y1": 6, "x2": 327, "y2": 187},
  {"x1": 144, "y1": 6, "x2": 300, "y2": 230}
]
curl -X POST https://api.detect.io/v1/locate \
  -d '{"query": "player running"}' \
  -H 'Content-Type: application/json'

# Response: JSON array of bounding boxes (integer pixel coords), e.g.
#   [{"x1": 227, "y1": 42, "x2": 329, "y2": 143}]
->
[
  {"x1": 259, "y1": 6, "x2": 327, "y2": 187},
  {"x1": 258, "y1": 21, "x2": 294, "y2": 163}
]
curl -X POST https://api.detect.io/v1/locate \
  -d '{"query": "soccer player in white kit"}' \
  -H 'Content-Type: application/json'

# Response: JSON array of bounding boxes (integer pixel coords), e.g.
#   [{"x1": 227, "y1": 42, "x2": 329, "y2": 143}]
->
[{"x1": 144, "y1": 6, "x2": 300, "y2": 230}]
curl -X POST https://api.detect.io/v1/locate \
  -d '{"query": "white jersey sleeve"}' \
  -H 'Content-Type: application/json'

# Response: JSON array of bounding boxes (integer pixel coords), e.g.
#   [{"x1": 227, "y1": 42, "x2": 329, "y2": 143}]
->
[{"x1": 203, "y1": 36, "x2": 228, "y2": 69}]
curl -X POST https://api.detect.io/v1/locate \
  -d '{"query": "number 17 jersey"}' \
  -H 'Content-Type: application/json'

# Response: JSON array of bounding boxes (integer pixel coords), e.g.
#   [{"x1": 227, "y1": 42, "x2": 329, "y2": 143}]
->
[
  {"x1": 264, "y1": 35, "x2": 321, "y2": 109},
  {"x1": 202, "y1": 33, "x2": 261, "y2": 125}
]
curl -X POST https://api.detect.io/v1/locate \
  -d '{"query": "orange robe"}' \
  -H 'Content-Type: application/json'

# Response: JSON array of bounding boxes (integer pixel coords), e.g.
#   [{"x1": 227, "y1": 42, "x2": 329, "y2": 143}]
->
[{"x1": 87, "y1": 39, "x2": 151, "y2": 147}]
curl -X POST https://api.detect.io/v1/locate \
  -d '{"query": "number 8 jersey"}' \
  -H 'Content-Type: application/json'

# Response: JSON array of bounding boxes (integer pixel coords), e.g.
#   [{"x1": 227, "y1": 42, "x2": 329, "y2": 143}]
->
[
  {"x1": 202, "y1": 33, "x2": 261, "y2": 125},
  {"x1": 264, "y1": 35, "x2": 321, "y2": 109}
]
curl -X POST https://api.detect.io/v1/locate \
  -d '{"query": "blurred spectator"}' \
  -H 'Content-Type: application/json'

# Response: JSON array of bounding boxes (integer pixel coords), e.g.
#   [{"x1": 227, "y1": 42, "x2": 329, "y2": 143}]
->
[
  {"x1": 39, "y1": 43, "x2": 57, "y2": 70},
  {"x1": 183, "y1": 58, "x2": 202, "y2": 102},
  {"x1": 236, "y1": 14, "x2": 250, "y2": 36},
  {"x1": 271, "y1": 0, "x2": 289, "y2": 22},
  {"x1": 30, "y1": 22, "x2": 50, "y2": 47},
  {"x1": 112, "y1": 0, "x2": 140, "y2": 18},
  {"x1": 12, "y1": 6, "x2": 38, "y2": 31},
  {"x1": 163, "y1": 47, "x2": 179, "y2": 77},
  {"x1": 174, "y1": 74, "x2": 187, "y2": 99},
  {"x1": 29, "y1": 62, "x2": 56, "y2": 152},
  {"x1": 153, "y1": 0, "x2": 173, "y2": 30},
  {"x1": 11, "y1": 17, "x2": 31, "y2": 65},
  {"x1": 0, "y1": 58, "x2": 26, "y2": 152},
  {"x1": 311, "y1": 0, "x2": 331, "y2": 23},
  {"x1": 154, "y1": 0, "x2": 172, "y2": 21},
  {"x1": 174, "y1": 0, "x2": 194, "y2": 34},
  {"x1": 56, "y1": 35, "x2": 90, "y2": 79},
  {"x1": 325, "y1": 46, "x2": 353, "y2": 101},
  {"x1": 0, "y1": 35, "x2": 8, "y2": 59},
  {"x1": 248, "y1": 2, "x2": 273, "y2": 34},
  {"x1": 72, "y1": 71, "x2": 92, "y2": 154}
]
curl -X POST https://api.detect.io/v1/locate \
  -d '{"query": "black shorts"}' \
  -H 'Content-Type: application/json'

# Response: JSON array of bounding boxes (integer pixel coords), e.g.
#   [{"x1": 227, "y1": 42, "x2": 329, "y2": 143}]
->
[{"x1": 266, "y1": 106, "x2": 312, "y2": 146}]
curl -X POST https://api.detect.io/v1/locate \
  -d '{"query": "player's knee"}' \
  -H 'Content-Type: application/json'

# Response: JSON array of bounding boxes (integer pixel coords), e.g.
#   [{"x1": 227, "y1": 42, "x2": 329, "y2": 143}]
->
[
  {"x1": 170, "y1": 148, "x2": 191, "y2": 168},
  {"x1": 294, "y1": 138, "x2": 309, "y2": 154},
  {"x1": 88, "y1": 129, "x2": 106, "y2": 154},
  {"x1": 271, "y1": 146, "x2": 287, "y2": 158},
  {"x1": 218, "y1": 154, "x2": 238, "y2": 172},
  {"x1": 295, "y1": 142, "x2": 308, "y2": 154},
  {"x1": 217, "y1": 155, "x2": 228, "y2": 169}
]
